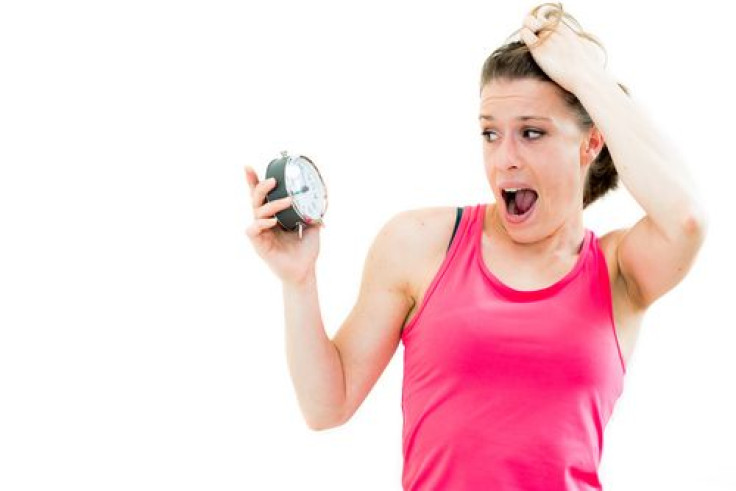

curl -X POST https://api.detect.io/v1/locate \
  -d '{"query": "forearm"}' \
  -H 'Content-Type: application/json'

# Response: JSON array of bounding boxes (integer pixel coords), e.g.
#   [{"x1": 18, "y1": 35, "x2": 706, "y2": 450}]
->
[
  {"x1": 574, "y1": 71, "x2": 707, "y2": 235},
  {"x1": 282, "y1": 271, "x2": 346, "y2": 430}
]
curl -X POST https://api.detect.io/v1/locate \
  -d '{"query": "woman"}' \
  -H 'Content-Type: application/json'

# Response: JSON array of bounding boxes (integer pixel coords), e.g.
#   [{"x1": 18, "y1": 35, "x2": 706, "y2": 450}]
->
[{"x1": 245, "y1": 3, "x2": 708, "y2": 489}]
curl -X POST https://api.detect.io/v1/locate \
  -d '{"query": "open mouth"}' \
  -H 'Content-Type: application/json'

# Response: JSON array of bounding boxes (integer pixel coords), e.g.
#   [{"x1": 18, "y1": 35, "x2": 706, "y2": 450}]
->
[{"x1": 502, "y1": 188, "x2": 539, "y2": 216}]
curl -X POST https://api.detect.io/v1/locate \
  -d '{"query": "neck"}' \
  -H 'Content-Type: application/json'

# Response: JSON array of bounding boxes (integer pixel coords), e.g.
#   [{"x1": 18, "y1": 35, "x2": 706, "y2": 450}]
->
[{"x1": 484, "y1": 202, "x2": 586, "y2": 260}]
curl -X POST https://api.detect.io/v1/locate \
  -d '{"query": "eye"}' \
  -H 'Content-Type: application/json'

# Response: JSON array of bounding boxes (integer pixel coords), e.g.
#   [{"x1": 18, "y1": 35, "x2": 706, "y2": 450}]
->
[
  {"x1": 523, "y1": 128, "x2": 545, "y2": 139},
  {"x1": 480, "y1": 128, "x2": 545, "y2": 143},
  {"x1": 480, "y1": 130, "x2": 497, "y2": 142}
]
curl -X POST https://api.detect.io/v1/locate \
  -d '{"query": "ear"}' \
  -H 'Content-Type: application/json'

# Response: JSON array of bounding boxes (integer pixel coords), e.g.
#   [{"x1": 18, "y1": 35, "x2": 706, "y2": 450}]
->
[{"x1": 581, "y1": 126, "x2": 605, "y2": 165}]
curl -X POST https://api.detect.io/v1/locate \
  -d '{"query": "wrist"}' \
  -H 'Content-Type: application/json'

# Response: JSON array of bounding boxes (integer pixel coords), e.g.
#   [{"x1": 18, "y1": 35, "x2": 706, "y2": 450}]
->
[
  {"x1": 572, "y1": 69, "x2": 618, "y2": 100},
  {"x1": 282, "y1": 269, "x2": 317, "y2": 292}
]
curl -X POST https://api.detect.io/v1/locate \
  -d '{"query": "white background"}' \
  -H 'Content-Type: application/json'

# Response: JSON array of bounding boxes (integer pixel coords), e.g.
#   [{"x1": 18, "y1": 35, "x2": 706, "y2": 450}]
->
[{"x1": 1, "y1": 0, "x2": 734, "y2": 490}]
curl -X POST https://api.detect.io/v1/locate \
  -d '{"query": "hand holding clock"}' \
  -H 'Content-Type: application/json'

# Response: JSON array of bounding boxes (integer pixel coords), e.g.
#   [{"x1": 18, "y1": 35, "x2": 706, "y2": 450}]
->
[{"x1": 245, "y1": 165, "x2": 323, "y2": 286}]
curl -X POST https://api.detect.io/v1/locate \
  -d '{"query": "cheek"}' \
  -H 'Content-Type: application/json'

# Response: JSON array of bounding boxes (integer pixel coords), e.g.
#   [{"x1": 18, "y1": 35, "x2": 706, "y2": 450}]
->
[
  {"x1": 540, "y1": 167, "x2": 579, "y2": 202},
  {"x1": 482, "y1": 160, "x2": 494, "y2": 179}
]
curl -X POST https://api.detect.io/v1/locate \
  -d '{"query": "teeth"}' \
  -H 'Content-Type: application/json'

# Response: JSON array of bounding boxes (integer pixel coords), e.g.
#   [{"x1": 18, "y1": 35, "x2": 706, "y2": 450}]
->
[{"x1": 504, "y1": 188, "x2": 521, "y2": 192}]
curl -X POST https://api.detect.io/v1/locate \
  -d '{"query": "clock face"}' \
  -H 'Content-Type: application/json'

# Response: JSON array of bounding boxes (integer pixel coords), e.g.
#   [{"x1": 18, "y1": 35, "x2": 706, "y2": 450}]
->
[{"x1": 285, "y1": 156, "x2": 327, "y2": 222}]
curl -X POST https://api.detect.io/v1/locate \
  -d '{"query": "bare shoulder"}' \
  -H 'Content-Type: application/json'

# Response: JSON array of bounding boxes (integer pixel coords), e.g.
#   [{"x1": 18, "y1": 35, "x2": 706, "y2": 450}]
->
[
  {"x1": 390, "y1": 205, "x2": 459, "y2": 245},
  {"x1": 359, "y1": 205, "x2": 458, "y2": 305},
  {"x1": 387, "y1": 205, "x2": 459, "y2": 260},
  {"x1": 385, "y1": 206, "x2": 460, "y2": 322}
]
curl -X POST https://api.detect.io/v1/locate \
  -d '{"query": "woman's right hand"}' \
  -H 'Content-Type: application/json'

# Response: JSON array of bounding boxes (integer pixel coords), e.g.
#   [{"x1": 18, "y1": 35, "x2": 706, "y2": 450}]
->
[{"x1": 244, "y1": 165, "x2": 323, "y2": 285}]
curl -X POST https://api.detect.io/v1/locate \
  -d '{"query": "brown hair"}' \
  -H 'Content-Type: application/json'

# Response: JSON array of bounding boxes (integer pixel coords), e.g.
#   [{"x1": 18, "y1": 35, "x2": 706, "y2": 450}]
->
[{"x1": 480, "y1": 2, "x2": 630, "y2": 209}]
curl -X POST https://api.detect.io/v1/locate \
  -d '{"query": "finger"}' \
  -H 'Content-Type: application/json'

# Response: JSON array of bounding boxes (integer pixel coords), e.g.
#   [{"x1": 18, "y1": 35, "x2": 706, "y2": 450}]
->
[
  {"x1": 255, "y1": 195, "x2": 292, "y2": 219},
  {"x1": 251, "y1": 177, "x2": 278, "y2": 211},
  {"x1": 523, "y1": 14, "x2": 544, "y2": 33},
  {"x1": 519, "y1": 26, "x2": 538, "y2": 46},
  {"x1": 245, "y1": 165, "x2": 259, "y2": 192},
  {"x1": 245, "y1": 217, "x2": 279, "y2": 240},
  {"x1": 535, "y1": 4, "x2": 559, "y2": 23}
]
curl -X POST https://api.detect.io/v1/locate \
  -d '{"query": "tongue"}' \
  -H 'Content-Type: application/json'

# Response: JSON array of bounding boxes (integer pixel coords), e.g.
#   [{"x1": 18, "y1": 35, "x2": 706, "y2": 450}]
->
[{"x1": 513, "y1": 189, "x2": 538, "y2": 215}]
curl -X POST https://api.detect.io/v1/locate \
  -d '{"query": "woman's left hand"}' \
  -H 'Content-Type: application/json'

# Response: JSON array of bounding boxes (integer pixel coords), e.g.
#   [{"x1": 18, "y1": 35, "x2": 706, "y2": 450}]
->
[{"x1": 519, "y1": 7, "x2": 607, "y2": 95}]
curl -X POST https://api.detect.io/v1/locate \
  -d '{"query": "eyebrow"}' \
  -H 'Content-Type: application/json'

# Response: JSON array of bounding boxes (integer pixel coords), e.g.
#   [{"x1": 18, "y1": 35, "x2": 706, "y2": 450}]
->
[{"x1": 478, "y1": 115, "x2": 553, "y2": 122}]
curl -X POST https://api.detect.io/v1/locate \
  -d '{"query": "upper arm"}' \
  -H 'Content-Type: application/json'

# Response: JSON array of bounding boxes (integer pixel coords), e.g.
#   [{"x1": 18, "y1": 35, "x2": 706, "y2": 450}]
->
[
  {"x1": 616, "y1": 210, "x2": 708, "y2": 311},
  {"x1": 331, "y1": 211, "x2": 417, "y2": 426}
]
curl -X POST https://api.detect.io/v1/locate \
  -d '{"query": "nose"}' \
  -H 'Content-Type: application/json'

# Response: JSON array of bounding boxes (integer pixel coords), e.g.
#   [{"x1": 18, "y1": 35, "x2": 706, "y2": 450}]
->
[{"x1": 492, "y1": 132, "x2": 522, "y2": 171}]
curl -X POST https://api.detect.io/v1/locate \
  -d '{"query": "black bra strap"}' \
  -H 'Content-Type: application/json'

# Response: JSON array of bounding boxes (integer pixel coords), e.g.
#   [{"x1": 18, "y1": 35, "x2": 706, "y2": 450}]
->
[{"x1": 447, "y1": 206, "x2": 463, "y2": 251}]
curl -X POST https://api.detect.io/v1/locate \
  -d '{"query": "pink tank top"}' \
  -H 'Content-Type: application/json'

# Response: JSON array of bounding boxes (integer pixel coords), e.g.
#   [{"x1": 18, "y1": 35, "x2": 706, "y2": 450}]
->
[{"x1": 400, "y1": 203, "x2": 626, "y2": 490}]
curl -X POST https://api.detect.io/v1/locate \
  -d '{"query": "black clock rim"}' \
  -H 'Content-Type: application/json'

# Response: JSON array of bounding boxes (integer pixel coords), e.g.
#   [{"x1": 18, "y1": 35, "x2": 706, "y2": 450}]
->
[{"x1": 265, "y1": 154, "x2": 325, "y2": 231}]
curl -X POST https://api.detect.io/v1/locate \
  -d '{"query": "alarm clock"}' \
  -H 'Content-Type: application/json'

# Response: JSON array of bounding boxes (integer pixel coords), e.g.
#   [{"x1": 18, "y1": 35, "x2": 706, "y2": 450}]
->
[{"x1": 265, "y1": 151, "x2": 328, "y2": 239}]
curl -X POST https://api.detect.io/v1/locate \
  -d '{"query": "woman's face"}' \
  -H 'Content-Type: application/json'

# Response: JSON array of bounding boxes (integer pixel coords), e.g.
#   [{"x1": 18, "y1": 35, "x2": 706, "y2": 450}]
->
[{"x1": 479, "y1": 78, "x2": 601, "y2": 237}]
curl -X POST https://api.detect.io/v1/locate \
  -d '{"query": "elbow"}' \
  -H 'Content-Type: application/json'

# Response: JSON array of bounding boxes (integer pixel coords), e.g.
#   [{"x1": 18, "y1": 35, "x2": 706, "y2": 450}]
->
[
  {"x1": 306, "y1": 416, "x2": 330, "y2": 431},
  {"x1": 307, "y1": 419, "x2": 342, "y2": 432},
  {"x1": 308, "y1": 421, "x2": 336, "y2": 432},
  {"x1": 306, "y1": 420, "x2": 326, "y2": 431},
  {"x1": 305, "y1": 409, "x2": 347, "y2": 432},
  {"x1": 683, "y1": 205, "x2": 709, "y2": 239}
]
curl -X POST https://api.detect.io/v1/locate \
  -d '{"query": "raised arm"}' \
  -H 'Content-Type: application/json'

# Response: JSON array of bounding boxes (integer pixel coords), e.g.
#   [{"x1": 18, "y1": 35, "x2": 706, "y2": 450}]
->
[
  {"x1": 573, "y1": 71, "x2": 708, "y2": 309},
  {"x1": 520, "y1": 11, "x2": 708, "y2": 309}
]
